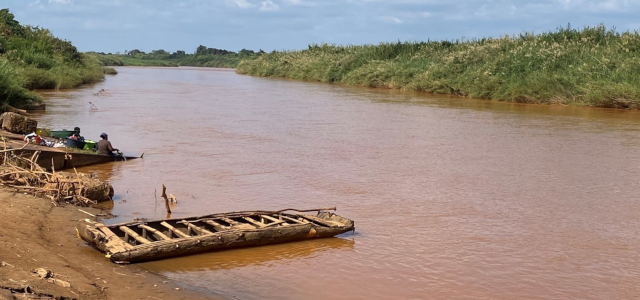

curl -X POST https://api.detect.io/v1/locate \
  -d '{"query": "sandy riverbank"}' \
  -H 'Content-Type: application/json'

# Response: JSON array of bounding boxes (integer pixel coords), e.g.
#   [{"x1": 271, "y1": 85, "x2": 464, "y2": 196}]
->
[{"x1": 0, "y1": 187, "x2": 224, "y2": 300}]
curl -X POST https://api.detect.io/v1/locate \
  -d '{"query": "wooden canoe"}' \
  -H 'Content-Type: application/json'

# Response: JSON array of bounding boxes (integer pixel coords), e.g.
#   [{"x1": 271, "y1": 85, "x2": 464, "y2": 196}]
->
[
  {"x1": 77, "y1": 208, "x2": 355, "y2": 264},
  {"x1": 1, "y1": 132, "x2": 143, "y2": 170},
  {"x1": 10, "y1": 148, "x2": 143, "y2": 171}
]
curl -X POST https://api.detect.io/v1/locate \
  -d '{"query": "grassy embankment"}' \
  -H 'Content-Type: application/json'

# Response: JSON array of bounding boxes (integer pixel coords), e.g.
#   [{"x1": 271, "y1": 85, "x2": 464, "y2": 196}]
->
[
  {"x1": 0, "y1": 9, "x2": 113, "y2": 109},
  {"x1": 91, "y1": 47, "x2": 262, "y2": 68},
  {"x1": 237, "y1": 25, "x2": 640, "y2": 109}
]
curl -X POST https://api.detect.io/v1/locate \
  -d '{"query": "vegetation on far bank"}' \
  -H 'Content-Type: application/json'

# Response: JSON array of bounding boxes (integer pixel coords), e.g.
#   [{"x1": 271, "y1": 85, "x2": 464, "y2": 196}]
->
[
  {"x1": 91, "y1": 46, "x2": 264, "y2": 68},
  {"x1": 0, "y1": 9, "x2": 109, "y2": 109},
  {"x1": 237, "y1": 25, "x2": 640, "y2": 109}
]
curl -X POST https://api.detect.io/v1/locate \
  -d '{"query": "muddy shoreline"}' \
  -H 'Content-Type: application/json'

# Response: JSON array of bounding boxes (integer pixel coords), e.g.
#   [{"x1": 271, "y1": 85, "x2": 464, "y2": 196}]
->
[{"x1": 0, "y1": 187, "x2": 224, "y2": 300}]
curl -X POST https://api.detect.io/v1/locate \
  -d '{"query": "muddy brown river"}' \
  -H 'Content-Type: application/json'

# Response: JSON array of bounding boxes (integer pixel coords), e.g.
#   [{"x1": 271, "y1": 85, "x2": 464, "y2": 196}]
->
[{"x1": 34, "y1": 67, "x2": 640, "y2": 300}]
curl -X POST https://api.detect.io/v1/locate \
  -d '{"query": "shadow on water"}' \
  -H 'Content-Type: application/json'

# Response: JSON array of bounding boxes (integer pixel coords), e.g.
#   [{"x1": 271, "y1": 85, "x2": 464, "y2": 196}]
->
[
  {"x1": 360, "y1": 88, "x2": 640, "y2": 124},
  {"x1": 141, "y1": 237, "x2": 355, "y2": 273}
]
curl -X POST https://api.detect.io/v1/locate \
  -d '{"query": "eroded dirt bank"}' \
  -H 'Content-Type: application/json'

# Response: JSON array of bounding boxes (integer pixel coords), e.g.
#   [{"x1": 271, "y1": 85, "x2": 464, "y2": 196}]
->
[{"x1": 0, "y1": 187, "x2": 223, "y2": 300}]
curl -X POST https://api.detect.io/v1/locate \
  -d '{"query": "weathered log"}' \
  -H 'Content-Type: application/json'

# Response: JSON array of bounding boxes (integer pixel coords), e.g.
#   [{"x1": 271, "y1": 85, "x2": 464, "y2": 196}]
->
[
  {"x1": 0, "y1": 112, "x2": 37, "y2": 134},
  {"x1": 2, "y1": 104, "x2": 29, "y2": 116},
  {"x1": 82, "y1": 177, "x2": 113, "y2": 201},
  {"x1": 161, "y1": 184, "x2": 171, "y2": 214}
]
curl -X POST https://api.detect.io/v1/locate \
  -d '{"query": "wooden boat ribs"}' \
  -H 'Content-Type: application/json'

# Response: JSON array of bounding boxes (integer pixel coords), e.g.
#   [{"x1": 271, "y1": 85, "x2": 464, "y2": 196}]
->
[{"x1": 77, "y1": 208, "x2": 355, "y2": 263}]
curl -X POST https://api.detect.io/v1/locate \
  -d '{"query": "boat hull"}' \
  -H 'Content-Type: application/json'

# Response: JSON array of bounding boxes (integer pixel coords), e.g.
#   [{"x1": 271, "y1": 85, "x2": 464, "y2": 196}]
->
[
  {"x1": 13, "y1": 148, "x2": 141, "y2": 171},
  {"x1": 77, "y1": 210, "x2": 354, "y2": 263}
]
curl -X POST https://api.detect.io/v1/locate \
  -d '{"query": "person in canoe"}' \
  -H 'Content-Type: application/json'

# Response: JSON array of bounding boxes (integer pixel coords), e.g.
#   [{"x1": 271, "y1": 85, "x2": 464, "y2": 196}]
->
[
  {"x1": 69, "y1": 127, "x2": 84, "y2": 141},
  {"x1": 96, "y1": 133, "x2": 119, "y2": 155}
]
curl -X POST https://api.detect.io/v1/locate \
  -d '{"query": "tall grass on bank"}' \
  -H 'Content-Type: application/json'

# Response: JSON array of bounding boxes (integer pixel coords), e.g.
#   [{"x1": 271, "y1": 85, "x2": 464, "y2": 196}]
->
[
  {"x1": 237, "y1": 25, "x2": 640, "y2": 109},
  {"x1": 0, "y1": 59, "x2": 39, "y2": 107},
  {"x1": 0, "y1": 9, "x2": 106, "y2": 108}
]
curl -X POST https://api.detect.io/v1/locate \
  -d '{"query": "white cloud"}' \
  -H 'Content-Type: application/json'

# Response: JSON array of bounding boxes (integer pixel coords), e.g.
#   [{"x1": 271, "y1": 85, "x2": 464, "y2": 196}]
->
[
  {"x1": 419, "y1": 11, "x2": 431, "y2": 18},
  {"x1": 260, "y1": 0, "x2": 279, "y2": 11},
  {"x1": 232, "y1": 0, "x2": 254, "y2": 8},
  {"x1": 552, "y1": 0, "x2": 635, "y2": 12},
  {"x1": 48, "y1": 0, "x2": 73, "y2": 4},
  {"x1": 281, "y1": 0, "x2": 317, "y2": 6},
  {"x1": 380, "y1": 16, "x2": 403, "y2": 24}
]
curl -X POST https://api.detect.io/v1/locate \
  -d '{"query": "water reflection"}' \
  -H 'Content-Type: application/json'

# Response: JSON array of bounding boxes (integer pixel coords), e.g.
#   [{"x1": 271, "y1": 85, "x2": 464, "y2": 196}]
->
[{"x1": 143, "y1": 237, "x2": 355, "y2": 273}]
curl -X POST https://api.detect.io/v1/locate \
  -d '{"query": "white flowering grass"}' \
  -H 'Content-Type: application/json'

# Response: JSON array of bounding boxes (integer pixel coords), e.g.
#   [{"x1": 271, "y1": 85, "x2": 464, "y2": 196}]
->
[{"x1": 237, "y1": 25, "x2": 640, "y2": 109}]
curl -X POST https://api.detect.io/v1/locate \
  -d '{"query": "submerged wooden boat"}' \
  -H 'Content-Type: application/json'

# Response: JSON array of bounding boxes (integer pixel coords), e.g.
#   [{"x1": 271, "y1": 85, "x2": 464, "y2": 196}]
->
[{"x1": 77, "y1": 208, "x2": 354, "y2": 263}]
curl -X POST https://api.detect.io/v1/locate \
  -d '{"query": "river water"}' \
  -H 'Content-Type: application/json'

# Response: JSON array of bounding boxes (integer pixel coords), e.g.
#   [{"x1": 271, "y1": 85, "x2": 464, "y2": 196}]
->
[{"x1": 34, "y1": 67, "x2": 640, "y2": 300}]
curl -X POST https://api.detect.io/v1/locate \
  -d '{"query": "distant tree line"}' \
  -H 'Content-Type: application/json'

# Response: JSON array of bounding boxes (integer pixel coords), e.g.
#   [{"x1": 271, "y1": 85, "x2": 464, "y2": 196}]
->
[{"x1": 91, "y1": 45, "x2": 265, "y2": 68}]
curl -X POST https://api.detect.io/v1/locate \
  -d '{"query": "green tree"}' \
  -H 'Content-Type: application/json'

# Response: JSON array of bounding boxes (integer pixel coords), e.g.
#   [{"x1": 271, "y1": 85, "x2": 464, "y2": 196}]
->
[{"x1": 0, "y1": 8, "x2": 25, "y2": 37}]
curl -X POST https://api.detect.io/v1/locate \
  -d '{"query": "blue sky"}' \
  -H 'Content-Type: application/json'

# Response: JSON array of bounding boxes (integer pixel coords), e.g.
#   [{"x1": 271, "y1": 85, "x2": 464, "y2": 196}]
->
[{"x1": 4, "y1": 0, "x2": 640, "y2": 54}]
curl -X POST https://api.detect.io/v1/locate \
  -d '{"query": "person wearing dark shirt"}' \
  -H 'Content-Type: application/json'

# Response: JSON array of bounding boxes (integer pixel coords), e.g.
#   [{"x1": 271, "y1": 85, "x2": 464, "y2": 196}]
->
[
  {"x1": 69, "y1": 127, "x2": 83, "y2": 141},
  {"x1": 96, "y1": 133, "x2": 119, "y2": 155}
]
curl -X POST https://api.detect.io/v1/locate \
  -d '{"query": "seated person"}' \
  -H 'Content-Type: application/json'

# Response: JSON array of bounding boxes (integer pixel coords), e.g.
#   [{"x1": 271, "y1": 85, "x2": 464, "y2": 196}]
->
[
  {"x1": 69, "y1": 127, "x2": 84, "y2": 141},
  {"x1": 96, "y1": 133, "x2": 119, "y2": 155}
]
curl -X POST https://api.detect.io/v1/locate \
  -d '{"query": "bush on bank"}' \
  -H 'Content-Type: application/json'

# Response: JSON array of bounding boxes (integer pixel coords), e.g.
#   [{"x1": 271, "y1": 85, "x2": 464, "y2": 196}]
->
[
  {"x1": 0, "y1": 9, "x2": 105, "y2": 108},
  {"x1": 237, "y1": 25, "x2": 640, "y2": 109}
]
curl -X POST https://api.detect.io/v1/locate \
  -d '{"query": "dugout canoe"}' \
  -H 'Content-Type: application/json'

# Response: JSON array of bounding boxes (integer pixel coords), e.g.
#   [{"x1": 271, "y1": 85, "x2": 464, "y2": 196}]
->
[
  {"x1": 77, "y1": 208, "x2": 355, "y2": 263},
  {"x1": 10, "y1": 147, "x2": 143, "y2": 171}
]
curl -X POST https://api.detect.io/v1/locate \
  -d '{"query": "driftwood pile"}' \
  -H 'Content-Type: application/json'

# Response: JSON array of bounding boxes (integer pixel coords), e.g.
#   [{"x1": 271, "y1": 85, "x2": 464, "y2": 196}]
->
[
  {"x1": 0, "y1": 112, "x2": 37, "y2": 134},
  {"x1": 0, "y1": 146, "x2": 113, "y2": 206}
]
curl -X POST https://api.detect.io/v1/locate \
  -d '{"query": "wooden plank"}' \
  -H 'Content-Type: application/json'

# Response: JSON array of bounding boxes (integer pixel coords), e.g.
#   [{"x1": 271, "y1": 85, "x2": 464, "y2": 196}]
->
[
  {"x1": 139, "y1": 224, "x2": 171, "y2": 240},
  {"x1": 263, "y1": 220, "x2": 286, "y2": 227},
  {"x1": 280, "y1": 215, "x2": 304, "y2": 224},
  {"x1": 220, "y1": 217, "x2": 259, "y2": 229},
  {"x1": 242, "y1": 217, "x2": 265, "y2": 228},
  {"x1": 119, "y1": 226, "x2": 152, "y2": 244},
  {"x1": 95, "y1": 224, "x2": 135, "y2": 251},
  {"x1": 160, "y1": 221, "x2": 190, "y2": 238},
  {"x1": 220, "y1": 217, "x2": 241, "y2": 226},
  {"x1": 202, "y1": 219, "x2": 228, "y2": 232},
  {"x1": 261, "y1": 215, "x2": 281, "y2": 223},
  {"x1": 259, "y1": 215, "x2": 288, "y2": 227},
  {"x1": 181, "y1": 221, "x2": 214, "y2": 235},
  {"x1": 296, "y1": 214, "x2": 345, "y2": 228},
  {"x1": 96, "y1": 224, "x2": 123, "y2": 240}
]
